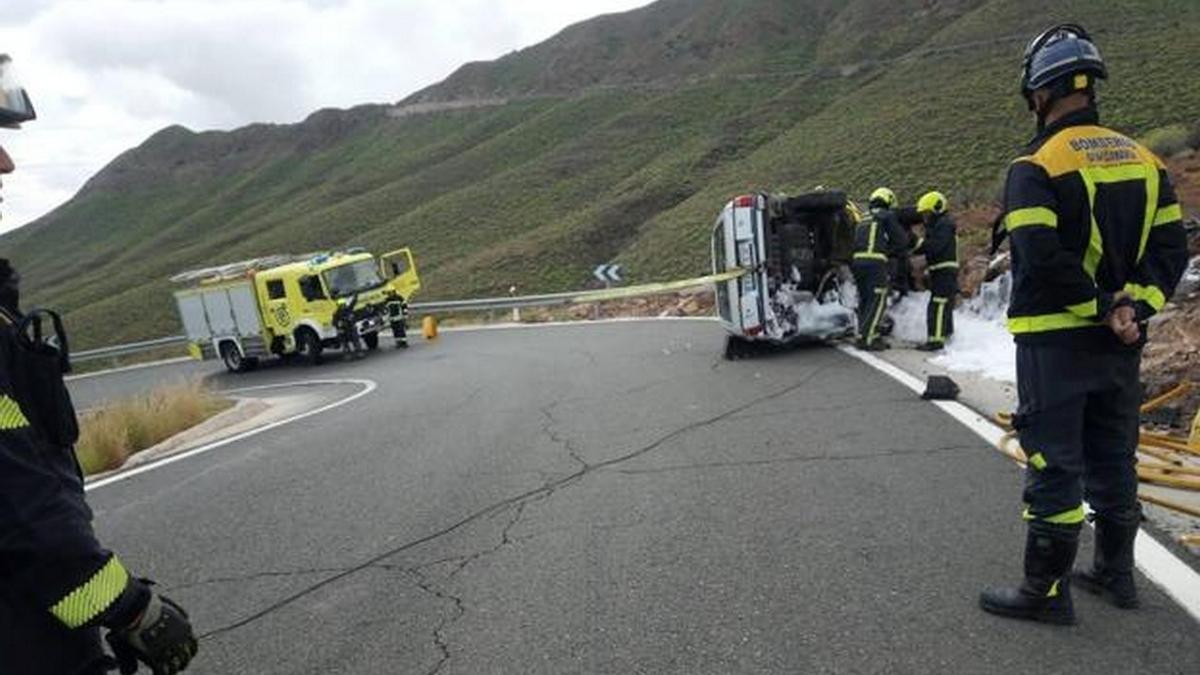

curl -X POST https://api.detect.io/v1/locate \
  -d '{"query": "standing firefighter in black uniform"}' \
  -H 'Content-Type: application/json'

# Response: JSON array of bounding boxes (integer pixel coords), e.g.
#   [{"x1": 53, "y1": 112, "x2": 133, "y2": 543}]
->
[
  {"x1": 0, "y1": 55, "x2": 198, "y2": 674},
  {"x1": 911, "y1": 191, "x2": 958, "y2": 351},
  {"x1": 979, "y1": 25, "x2": 1188, "y2": 624},
  {"x1": 853, "y1": 187, "x2": 907, "y2": 351}
]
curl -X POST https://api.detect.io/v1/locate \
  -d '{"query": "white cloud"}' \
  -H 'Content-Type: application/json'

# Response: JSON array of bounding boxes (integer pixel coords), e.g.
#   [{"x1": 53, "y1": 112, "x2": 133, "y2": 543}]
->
[{"x1": 0, "y1": 0, "x2": 651, "y2": 231}]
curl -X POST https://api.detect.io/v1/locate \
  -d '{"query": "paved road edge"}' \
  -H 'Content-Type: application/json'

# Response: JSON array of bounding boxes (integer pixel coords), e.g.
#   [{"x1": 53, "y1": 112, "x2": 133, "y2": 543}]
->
[
  {"x1": 85, "y1": 378, "x2": 378, "y2": 492},
  {"x1": 838, "y1": 344, "x2": 1200, "y2": 624}
]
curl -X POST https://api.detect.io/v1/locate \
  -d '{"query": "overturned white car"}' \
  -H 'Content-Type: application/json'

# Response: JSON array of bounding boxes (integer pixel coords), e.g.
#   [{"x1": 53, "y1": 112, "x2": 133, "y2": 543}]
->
[{"x1": 711, "y1": 190, "x2": 860, "y2": 357}]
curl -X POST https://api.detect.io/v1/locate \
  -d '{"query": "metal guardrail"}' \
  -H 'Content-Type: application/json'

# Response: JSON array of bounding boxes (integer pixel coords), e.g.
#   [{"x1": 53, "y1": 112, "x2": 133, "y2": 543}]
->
[
  {"x1": 71, "y1": 270, "x2": 743, "y2": 364},
  {"x1": 73, "y1": 336, "x2": 189, "y2": 364}
]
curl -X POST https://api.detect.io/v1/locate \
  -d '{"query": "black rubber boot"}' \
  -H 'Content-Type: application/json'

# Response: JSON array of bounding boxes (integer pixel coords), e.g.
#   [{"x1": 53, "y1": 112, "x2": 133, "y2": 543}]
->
[
  {"x1": 1073, "y1": 507, "x2": 1140, "y2": 609},
  {"x1": 980, "y1": 521, "x2": 1080, "y2": 625},
  {"x1": 856, "y1": 338, "x2": 890, "y2": 352}
]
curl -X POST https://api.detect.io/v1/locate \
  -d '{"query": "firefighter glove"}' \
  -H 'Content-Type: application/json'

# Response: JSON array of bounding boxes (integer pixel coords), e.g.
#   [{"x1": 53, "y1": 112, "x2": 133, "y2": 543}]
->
[{"x1": 106, "y1": 585, "x2": 198, "y2": 675}]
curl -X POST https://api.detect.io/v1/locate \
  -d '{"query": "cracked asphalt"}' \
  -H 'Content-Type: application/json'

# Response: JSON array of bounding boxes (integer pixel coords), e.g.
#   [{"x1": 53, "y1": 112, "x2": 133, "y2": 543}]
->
[{"x1": 81, "y1": 320, "x2": 1200, "y2": 674}]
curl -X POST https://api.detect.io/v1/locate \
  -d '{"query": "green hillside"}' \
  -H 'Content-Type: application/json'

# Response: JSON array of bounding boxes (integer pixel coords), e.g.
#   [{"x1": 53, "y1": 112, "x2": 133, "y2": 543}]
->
[{"x1": 3, "y1": 0, "x2": 1198, "y2": 347}]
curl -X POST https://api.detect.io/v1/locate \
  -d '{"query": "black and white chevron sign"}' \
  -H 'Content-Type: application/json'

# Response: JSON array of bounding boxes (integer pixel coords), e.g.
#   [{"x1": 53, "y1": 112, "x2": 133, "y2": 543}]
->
[{"x1": 593, "y1": 264, "x2": 622, "y2": 284}]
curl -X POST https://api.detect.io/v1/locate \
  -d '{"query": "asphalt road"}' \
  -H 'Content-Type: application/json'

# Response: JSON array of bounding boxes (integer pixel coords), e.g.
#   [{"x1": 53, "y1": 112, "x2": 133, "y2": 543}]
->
[
  {"x1": 69, "y1": 359, "x2": 224, "y2": 410},
  {"x1": 83, "y1": 320, "x2": 1199, "y2": 674}
]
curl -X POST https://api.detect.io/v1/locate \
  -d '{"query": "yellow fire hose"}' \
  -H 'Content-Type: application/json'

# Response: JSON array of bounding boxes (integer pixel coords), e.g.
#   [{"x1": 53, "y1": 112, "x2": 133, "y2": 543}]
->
[
  {"x1": 992, "y1": 390, "x2": 1200, "y2": 526},
  {"x1": 1139, "y1": 382, "x2": 1192, "y2": 413}
]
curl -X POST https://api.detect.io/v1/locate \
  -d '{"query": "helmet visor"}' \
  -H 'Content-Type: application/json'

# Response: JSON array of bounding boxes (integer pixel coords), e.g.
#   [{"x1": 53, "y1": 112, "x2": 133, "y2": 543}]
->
[{"x1": 0, "y1": 55, "x2": 36, "y2": 127}]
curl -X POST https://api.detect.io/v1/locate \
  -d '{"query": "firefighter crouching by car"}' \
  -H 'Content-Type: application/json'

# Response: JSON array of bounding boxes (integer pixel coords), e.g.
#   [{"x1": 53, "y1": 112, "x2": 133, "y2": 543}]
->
[
  {"x1": 978, "y1": 25, "x2": 1188, "y2": 625},
  {"x1": 911, "y1": 191, "x2": 959, "y2": 351},
  {"x1": 0, "y1": 54, "x2": 198, "y2": 674},
  {"x1": 852, "y1": 187, "x2": 908, "y2": 351}
]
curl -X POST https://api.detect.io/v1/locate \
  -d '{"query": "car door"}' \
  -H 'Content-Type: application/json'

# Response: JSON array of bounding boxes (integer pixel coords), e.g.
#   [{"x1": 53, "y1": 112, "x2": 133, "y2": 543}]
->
[{"x1": 379, "y1": 248, "x2": 421, "y2": 300}]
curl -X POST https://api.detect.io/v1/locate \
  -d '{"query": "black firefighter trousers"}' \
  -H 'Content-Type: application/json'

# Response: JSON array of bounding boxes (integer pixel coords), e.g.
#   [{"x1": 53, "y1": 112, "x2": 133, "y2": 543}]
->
[
  {"x1": 1013, "y1": 344, "x2": 1141, "y2": 523},
  {"x1": 926, "y1": 269, "x2": 957, "y2": 345},
  {"x1": 852, "y1": 261, "x2": 888, "y2": 345}
]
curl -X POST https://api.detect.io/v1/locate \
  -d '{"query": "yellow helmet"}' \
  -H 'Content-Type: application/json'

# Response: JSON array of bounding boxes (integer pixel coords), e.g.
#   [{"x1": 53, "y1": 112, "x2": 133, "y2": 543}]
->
[
  {"x1": 869, "y1": 187, "x2": 897, "y2": 209},
  {"x1": 917, "y1": 191, "x2": 948, "y2": 215}
]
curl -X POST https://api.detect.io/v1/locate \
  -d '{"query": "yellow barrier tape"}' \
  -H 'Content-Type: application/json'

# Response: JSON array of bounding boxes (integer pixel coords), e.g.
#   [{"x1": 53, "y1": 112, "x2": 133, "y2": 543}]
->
[{"x1": 566, "y1": 269, "x2": 747, "y2": 305}]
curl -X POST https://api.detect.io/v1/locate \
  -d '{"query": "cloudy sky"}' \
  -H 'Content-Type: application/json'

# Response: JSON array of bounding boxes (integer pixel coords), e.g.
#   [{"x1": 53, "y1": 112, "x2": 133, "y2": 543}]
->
[{"x1": 0, "y1": 0, "x2": 651, "y2": 231}]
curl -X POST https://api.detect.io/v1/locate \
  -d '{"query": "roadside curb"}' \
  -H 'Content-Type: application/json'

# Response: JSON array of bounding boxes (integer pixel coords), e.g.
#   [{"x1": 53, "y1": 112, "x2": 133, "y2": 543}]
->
[
  {"x1": 84, "y1": 396, "x2": 272, "y2": 484},
  {"x1": 85, "y1": 378, "x2": 378, "y2": 492}
]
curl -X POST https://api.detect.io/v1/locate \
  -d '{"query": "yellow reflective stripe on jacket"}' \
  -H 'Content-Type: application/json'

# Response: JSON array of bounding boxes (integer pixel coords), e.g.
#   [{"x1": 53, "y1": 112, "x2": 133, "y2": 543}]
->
[
  {"x1": 928, "y1": 261, "x2": 960, "y2": 272},
  {"x1": 1153, "y1": 203, "x2": 1183, "y2": 227},
  {"x1": 50, "y1": 557, "x2": 130, "y2": 629},
  {"x1": 0, "y1": 395, "x2": 31, "y2": 430},
  {"x1": 1139, "y1": 166, "x2": 1160, "y2": 263},
  {"x1": 1008, "y1": 312, "x2": 1096, "y2": 334},
  {"x1": 1023, "y1": 504, "x2": 1086, "y2": 525},
  {"x1": 853, "y1": 252, "x2": 887, "y2": 262},
  {"x1": 1004, "y1": 207, "x2": 1058, "y2": 231},
  {"x1": 1028, "y1": 453, "x2": 1048, "y2": 471},
  {"x1": 1077, "y1": 169, "x2": 1106, "y2": 280},
  {"x1": 867, "y1": 219, "x2": 879, "y2": 254},
  {"x1": 1078, "y1": 164, "x2": 1158, "y2": 272},
  {"x1": 1065, "y1": 298, "x2": 1098, "y2": 319},
  {"x1": 1125, "y1": 283, "x2": 1167, "y2": 312}
]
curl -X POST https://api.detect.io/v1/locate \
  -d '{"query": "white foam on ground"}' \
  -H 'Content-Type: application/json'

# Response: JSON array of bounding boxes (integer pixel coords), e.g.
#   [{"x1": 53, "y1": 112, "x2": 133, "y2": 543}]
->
[{"x1": 887, "y1": 274, "x2": 1017, "y2": 384}]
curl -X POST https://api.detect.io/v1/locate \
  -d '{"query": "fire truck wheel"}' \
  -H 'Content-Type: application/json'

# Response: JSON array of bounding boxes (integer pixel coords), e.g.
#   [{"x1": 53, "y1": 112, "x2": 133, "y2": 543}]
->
[
  {"x1": 220, "y1": 342, "x2": 250, "y2": 373},
  {"x1": 296, "y1": 328, "x2": 324, "y2": 366}
]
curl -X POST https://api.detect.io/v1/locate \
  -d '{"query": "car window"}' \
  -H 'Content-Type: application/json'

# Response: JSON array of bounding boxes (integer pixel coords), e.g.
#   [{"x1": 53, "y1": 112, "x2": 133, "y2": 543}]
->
[{"x1": 298, "y1": 275, "x2": 326, "y2": 301}]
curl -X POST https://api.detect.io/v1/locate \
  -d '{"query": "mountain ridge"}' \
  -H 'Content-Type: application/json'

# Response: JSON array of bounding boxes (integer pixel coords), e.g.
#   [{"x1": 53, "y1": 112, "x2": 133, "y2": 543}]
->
[{"x1": 3, "y1": 0, "x2": 1197, "y2": 347}]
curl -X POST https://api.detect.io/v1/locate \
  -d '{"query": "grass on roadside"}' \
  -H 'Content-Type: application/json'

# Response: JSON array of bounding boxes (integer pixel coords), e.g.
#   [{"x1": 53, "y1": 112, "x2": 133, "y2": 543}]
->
[{"x1": 76, "y1": 380, "x2": 233, "y2": 476}]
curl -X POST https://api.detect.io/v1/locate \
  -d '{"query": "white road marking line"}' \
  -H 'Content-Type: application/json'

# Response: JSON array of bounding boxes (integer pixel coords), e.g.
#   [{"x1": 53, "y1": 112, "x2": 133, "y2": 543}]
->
[
  {"x1": 85, "y1": 379, "x2": 377, "y2": 492},
  {"x1": 838, "y1": 344, "x2": 1200, "y2": 623}
]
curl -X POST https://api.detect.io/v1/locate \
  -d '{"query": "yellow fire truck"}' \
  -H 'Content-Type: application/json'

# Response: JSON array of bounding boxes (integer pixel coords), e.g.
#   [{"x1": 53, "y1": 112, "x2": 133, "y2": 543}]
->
[{"x1": 172, "y1": 248, "x2": 420, "y2": 372}]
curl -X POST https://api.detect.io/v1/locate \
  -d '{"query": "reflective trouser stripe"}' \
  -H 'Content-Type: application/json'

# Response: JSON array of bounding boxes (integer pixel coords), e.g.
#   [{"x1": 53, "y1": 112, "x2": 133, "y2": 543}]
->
[
  {"x1": 927, "y1": 261, "x2": 959, "y2": 272},
  {"x1": 50, "y1": 557, "x2": 130, "y2": 629},
  {"x1": 0, "y1": 395, "x2": 30, "y2": 430},
  {"x1": 1028, "y1": 452, "x2": 1048, "y2": 471},
  {"x1": 867, "y1": 288, "x2": 887, "y2": 341},
  {"x1": 932, "y1": 297, "x2": 948, "y2": 342},
  {"x1": 1023, "y1": 505, "x2": 1086, "y2": 525}
]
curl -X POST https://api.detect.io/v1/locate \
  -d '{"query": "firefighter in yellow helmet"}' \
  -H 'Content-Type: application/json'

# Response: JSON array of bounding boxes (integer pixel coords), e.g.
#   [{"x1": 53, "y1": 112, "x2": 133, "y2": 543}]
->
[
  {"x1": 851, "y1": 187, "x2": 907, "y2": 350},
  {"x1": 0, "y1": 55, "x2": 197, "y2": 674},
  {"x1": 979, "y1": 24, "x2": 1187, "y2": 625},
  {"x1": 911, "y1": 191, "x2": 958, "y2": 351}
]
